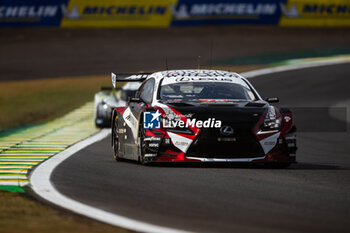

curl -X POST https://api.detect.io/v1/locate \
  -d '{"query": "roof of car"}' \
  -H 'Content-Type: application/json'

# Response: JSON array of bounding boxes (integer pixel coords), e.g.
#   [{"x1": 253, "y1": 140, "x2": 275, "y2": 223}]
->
[{"x1": 152, "y1": 69, "x2": 241, "y2": 80}]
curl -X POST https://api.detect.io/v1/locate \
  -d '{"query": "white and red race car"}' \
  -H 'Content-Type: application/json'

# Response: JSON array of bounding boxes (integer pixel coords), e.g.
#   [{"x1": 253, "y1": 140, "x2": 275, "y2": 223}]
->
[{"x1": 111, "y1": 70, "x2": 297, "y2": 167}]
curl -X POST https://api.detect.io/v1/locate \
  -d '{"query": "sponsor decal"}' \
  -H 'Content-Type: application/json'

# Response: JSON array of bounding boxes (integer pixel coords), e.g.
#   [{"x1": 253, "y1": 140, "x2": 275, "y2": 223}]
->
[
  {"x1": 122, "y1": 107, "x2": 138, "y2": 141},
  {"x1": 167, "y1": 131, "x2": 193, "y2": 152},
  {"x1": 280, "y1": 0, "x2": 350, "y2": 27},
  {"x1": 217, "y1": 137, "x2": 236, "y2": 142},
  {"x1": 259, "y1": 132, "x2": 280, "y2": 153},
  {"x1": 164, "y1": 138, "x2": 171, "y2": 144},
  {"x1": 170, "y1": 0, "x2": 285, "y2": 26},
  {"x1": 60, "y1": 0, "x2": 177, "y2": 27},
  {"x1": 144, "y1": 137, "x2": 162, "y2": 141},
  {"x1": 125, "y1": 114, "x2": 137, "y2": 127},
  {"x1": 175, "y1": 77, "x2": 234, "y2": 82},
  {"x1": 148, "y1": 143, "x2": 160, "y2": 147},
  {"x1": 0, "y1": 0, "x2": 67, "y2": 27},
  {"x1": 163, "y1": 70, "x2": 239, "y2": 78},
  {"x1": 174, "y1": 141, "x2": 188, "y2": 147},
  {"x1": 117, "y1": 128, "x2": 126, "y2": 134},
  {"x1": 143, "y1": 111, "x2": 161, "y2": 129}
]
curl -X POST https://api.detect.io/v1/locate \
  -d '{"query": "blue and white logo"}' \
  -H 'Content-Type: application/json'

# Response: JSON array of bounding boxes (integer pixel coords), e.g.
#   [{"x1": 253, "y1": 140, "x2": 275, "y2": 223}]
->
[{"x1": 143, "y1": 111, "x2": 161, "y2": 129}]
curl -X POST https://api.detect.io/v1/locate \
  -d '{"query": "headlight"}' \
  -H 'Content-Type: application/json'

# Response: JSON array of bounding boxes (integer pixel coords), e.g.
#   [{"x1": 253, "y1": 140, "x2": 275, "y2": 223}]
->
[{"x1": 258, "y1": 106, "x2": 281, "y2": 134}]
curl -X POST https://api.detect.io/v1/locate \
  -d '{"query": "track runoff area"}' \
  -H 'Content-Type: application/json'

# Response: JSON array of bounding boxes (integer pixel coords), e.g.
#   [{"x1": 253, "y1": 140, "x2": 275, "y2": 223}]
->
[
  {"x1": 14, "y1": 54, "x2": 347, "y2": 233},
  {"x1": 0, "y1": 103, "x2": 98, "y2": 192}
]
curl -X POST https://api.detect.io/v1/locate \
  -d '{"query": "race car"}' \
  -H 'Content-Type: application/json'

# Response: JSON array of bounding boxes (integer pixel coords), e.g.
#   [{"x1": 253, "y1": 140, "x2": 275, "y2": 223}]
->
[
  {"x1": 94, "y1": 82, "x2": 141, "y2": 128},
  {"x1": 111, "y1": 70, "x2": 297, "y2": 167}
]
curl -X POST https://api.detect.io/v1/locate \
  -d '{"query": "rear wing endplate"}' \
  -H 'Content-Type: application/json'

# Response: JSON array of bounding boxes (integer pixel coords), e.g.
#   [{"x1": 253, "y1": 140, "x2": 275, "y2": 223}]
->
[{"x1": 111, "y1": 72, "x2": 150, "y2": 88}]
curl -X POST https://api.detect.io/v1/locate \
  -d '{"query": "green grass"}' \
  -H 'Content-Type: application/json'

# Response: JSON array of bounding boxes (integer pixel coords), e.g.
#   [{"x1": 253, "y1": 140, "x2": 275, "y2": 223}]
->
[
  {"x1": 0, "y1": 75, "x2": 112, "y2": 131},
  {"x1": 0, "y1": 75, "x2": 131, "y2": 233}
]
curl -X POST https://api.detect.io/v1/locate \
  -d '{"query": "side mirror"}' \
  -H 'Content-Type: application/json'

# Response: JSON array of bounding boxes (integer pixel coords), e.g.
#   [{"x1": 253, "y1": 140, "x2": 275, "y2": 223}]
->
[
  {"x1": 128, "y1": 97, "x2": 142, "y2": 103},
  {"x1": 265, "y1": 97, "x2": 279, "y2": 103}
]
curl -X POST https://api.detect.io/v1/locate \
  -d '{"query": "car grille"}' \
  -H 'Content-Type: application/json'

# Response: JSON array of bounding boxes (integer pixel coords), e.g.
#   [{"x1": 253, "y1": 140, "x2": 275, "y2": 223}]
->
[{"x1": 186, "y1": 126, "x2": 264, "y2": 158}]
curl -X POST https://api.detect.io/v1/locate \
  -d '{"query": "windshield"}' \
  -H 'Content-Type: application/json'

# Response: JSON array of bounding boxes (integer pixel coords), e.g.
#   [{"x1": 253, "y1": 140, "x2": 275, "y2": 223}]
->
[{"x1": 159, "y1": 82, "x2": 256, "y2": 102}]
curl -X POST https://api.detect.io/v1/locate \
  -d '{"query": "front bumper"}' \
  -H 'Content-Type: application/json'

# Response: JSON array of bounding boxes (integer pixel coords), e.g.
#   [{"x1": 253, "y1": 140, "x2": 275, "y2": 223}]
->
[{"x1": 141, "y1": 133, "x2": 296, "y2": 164}]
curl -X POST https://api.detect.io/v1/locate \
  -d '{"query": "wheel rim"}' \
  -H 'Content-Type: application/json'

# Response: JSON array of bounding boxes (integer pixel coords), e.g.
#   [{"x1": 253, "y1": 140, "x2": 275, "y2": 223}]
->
[
  {"x1": 139, "y1": 124, "x2": 146, "y2": 163},
  {"x1": 113, "y1": 121, "x2": 119, "y2": 158}
]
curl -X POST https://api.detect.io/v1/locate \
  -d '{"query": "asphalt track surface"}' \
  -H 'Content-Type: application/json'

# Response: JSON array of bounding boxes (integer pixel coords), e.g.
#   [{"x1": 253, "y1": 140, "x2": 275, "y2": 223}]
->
[{"x1": 51, "y1": 64, "x2": 350, "y2": 233}]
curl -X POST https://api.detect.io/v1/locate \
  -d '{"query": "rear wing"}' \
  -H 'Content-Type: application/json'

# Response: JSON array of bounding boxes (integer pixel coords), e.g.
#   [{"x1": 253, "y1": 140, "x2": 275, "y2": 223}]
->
[{"x1": 111, "y1": 72, "x2": 151, "y2": 88}]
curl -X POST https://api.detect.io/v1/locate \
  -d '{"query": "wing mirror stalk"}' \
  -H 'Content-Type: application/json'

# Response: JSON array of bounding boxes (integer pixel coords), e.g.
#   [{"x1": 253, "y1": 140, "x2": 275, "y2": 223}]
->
[
  {"x1": 128, "y1": 97, "x2": 143, "y2": 103},
  {"x1": 265, "y1": 97, "x2": 279, "y2": 103}
]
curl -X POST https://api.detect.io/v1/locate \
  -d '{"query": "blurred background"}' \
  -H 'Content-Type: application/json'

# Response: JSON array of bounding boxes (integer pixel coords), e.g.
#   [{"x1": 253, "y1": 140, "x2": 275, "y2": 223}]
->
[
  {"x1": 1, "y1": 0, "x2": 350, "y2": 80},
  {"x1": 1, "y1": 1, "x2": 350, "y2": 233},
  {"x1": 1, "y1": 0, "x2": 349, "y2": 130},
  {"x1": 2, "y1": 0, "x2": 350, "y2": 131}
]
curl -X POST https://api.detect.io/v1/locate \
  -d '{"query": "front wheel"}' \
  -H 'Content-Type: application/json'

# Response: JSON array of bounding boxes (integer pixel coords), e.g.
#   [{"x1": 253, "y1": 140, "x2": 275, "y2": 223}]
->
[
  {"x1": 138, "y1": 122, "x2": 148, "y2": 165},
  {"x1": 112, "y1": 117, "x2": 121, "y2": 161}
]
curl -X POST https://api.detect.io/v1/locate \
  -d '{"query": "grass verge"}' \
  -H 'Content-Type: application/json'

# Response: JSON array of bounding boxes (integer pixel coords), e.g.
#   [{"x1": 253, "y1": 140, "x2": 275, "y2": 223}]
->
[
  {"x1": 0, "y1": 75, "x2": 111, "y2": 131},
  {"x1": 0, "y1": 191, "x2": 132, "y2": 233}
]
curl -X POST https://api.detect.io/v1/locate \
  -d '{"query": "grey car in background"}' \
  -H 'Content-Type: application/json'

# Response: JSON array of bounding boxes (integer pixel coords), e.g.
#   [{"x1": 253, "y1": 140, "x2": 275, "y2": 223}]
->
[{"x1": 94, "y1": 82, "x2": 141, "y2": 128}]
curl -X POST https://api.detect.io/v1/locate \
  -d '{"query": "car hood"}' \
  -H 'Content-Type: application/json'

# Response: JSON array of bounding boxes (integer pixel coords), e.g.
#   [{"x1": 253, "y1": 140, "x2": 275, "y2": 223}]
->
[{"x1": 163, "y1": 100, "x2": 268, "y2": 128}]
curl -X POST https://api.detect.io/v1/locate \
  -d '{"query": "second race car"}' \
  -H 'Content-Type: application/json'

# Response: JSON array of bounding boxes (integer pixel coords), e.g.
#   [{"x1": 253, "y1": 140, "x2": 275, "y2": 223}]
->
[{"x1": 94, "y1": 82, "x2": 141, "y2": 128}]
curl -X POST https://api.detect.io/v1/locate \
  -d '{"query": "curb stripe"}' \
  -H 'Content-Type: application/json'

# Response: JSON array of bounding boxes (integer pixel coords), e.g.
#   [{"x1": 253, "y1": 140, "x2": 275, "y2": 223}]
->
[
  {"x1": 0, "y1": 181, "x2": 29, "y2": 186},
  {"x1": 30, "y1": 129, "x2": 192, "y2": 233},
  {"x1": 0, "y1": 102, "x2": 98, "y2": 191},
  {"x1": 0, "y1": 170, "x2": 28, "y2": 173}
]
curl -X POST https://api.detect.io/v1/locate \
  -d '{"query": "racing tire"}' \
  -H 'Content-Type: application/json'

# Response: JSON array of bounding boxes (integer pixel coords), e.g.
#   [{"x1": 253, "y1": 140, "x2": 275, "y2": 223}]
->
[
  {"x1": 138, "y1": 121, "x2": 149, "y2": 165},
  {"x1": 112, "y1": 118, "x2": 121, "y2": 161}
]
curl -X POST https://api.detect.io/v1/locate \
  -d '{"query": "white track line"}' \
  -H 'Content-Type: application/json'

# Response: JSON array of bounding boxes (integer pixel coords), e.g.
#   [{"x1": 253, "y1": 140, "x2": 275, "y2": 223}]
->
[
  {"x1": 241, "y1": 58, "x2": 350, "y2": 78},
  {"x1": 0, "y1": 181, "x2": 29, "y2": 186},
  {"x1": 30, "y1": 58, "x2": 350, "y2": 233},
  {"x1": 30, "y1": 129, "x2": 192, "y2": 233},
  {"x1": 0, "y1": 170, "x2": 28, "y2": 174}
]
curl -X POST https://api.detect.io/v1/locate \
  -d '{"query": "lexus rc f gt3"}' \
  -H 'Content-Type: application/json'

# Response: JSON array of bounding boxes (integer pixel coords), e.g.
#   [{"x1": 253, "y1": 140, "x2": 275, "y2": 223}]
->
[{"x1": 111, "y1": 70, "x2": 297, "y2": 167}]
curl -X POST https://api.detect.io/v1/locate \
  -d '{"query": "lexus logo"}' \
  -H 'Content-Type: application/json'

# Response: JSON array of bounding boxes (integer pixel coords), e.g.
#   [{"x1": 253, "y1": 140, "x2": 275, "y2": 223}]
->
[{"x1": 220, "y1": 125, "x2": 234, "y2": 136}]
